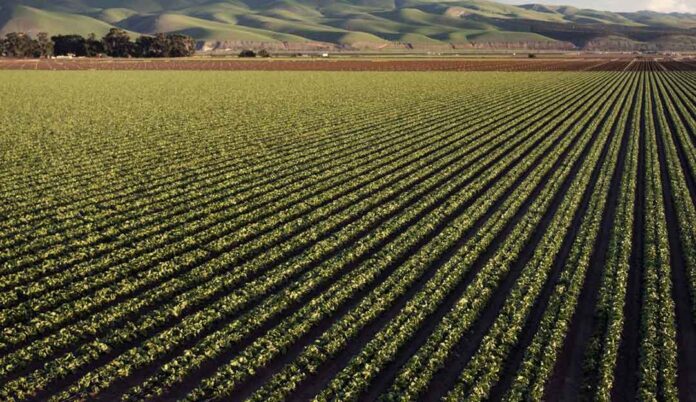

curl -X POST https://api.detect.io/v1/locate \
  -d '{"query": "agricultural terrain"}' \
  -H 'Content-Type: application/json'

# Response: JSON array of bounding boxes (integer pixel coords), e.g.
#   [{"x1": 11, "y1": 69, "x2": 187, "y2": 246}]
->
[
  {"x1": 1, "y1": 65, "x2": 696, "y2": 401},
  {"x1": 2, "y1": 56, "x2": 696, "y2": 71}
]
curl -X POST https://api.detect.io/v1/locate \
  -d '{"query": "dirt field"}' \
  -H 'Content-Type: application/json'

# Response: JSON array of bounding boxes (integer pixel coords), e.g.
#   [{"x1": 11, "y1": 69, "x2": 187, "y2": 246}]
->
[{"x1": 1, "y1": 57, "x2": 695, "y2": 71}]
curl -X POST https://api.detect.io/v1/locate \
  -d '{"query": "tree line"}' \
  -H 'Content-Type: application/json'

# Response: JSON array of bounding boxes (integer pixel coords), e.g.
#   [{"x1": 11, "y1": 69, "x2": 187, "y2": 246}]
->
[{"x1": 0, "y1": 29, "x2": 196, "y2": 58}]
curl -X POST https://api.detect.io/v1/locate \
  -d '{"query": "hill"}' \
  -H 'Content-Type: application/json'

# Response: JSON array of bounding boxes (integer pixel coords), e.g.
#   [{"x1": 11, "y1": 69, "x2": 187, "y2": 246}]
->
[{"x1": 1, "y1": 0, "x2": 696, "y2": 51}]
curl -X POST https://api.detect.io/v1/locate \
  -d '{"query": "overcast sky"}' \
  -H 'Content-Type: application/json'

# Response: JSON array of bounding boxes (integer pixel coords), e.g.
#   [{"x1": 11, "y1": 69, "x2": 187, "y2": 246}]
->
[{"x1": 498, "y1": 0, "x2": 696, "y2": 13}]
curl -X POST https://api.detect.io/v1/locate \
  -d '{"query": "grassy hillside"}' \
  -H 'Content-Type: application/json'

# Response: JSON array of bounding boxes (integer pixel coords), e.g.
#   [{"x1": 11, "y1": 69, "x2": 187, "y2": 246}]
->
[
  {"x1": 2, "y1": 0, "x2": 696, "y2": 50},
  {"x1": 1, "y1": 5, "x2": 118, "y2": 36}
]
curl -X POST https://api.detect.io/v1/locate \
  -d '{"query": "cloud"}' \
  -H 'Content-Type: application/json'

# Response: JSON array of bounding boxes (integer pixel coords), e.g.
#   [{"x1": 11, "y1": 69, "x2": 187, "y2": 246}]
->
[
  {"x1": 645, "y1": 0, "x2": 695, "y2": 12},
  {"x1": 498, "y1": 0, "x2": 696, "y2": 13}
]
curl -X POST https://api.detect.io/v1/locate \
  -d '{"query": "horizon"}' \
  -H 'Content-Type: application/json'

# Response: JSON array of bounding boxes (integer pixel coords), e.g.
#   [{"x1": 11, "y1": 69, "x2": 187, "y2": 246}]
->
[{"x1": 498, "y1": 0, "x2": 696, "y2": 13}]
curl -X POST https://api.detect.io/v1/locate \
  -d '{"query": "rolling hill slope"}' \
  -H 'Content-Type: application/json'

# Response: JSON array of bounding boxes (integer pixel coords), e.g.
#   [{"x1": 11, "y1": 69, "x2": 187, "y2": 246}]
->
[{"x1": 1, "y1": 0, "x2": 695, "y2": 51}]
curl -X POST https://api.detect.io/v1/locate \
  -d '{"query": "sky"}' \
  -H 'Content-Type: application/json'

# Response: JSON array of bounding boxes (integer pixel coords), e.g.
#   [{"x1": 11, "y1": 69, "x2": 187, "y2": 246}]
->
[{"x1": 499, "y1": 0, "x2": 696, "y2": 13}]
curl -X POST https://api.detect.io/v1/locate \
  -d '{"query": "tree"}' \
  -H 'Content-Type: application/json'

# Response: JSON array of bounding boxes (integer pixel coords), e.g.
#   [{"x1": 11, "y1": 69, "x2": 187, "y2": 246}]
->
[
  {"x1": 165, "y1": 34, "x2": 196, "y2": 57},
  {"x1": 52, "y1": 34, "x2": 87, "y2": 56},
  {"x1": 257, "y1": 49, "x2": 270, "y2": 58},
  {"x1": 134, "y1": 33, "x2": 167, "y2": 57},
  {"x1": 135, "y1": 35, "x2": 155, "y2": 57},
  {"x1": 102, "y1": 28, "x2": 133, "y2": 57},
  {"x1": 3, "y1": 30, "x2": 191, "y2": 59},
  {"x1": 36, "y1": 32, "x2": 53, "y2": 57},
  {"x1": 133, "y1": 33, "x2": 195, "y2": 58},
  {"x1": 239, "y1": 49, "x2": 256, "y2": 57},
  {"x1": 85, "y1": 33, "x2": 105, "y2": 57},
  {"x1": 2, "y1": 32, "x2": 38, "y2": 58}
]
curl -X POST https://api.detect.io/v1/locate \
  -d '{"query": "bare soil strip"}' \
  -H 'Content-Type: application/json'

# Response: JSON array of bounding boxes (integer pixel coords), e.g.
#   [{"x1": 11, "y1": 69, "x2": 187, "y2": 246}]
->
[{"x1": 0, "y1": 58, "x2": 693, "y2": 71}]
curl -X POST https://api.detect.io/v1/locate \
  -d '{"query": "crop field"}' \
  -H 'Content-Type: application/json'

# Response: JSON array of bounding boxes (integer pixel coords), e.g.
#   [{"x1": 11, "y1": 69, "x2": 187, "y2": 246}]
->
[
  {"x1": 1, "y1": 67, "x2": 695, "y2": 401},
  {"x1": 1, "y1": 57, "x2": 696, "y2": 72}
]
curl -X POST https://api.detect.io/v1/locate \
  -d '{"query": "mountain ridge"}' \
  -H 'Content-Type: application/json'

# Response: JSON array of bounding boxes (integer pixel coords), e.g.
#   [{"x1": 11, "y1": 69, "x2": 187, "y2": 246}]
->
[{"x1": 1, "y1": 0, "x2": 695, "y2": 51}]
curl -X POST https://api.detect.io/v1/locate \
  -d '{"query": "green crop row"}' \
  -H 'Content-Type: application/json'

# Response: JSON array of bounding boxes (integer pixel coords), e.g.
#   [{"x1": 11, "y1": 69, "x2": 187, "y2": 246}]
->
[
  {"x1": 581, "y1": 72, "x2": 642, "y2": 401},
  {"x1": 503, "y1": 72, "x2": 639, "y2": 401},
  {"x1": 1, "y1": 70, "x2": 695, "y2": 402},
  {"x1": 54, "y1": 73, "x2": 612, "y2": 402},
  {"x1": 636, "y1": 72, "x2": 678, "y2": 401}
]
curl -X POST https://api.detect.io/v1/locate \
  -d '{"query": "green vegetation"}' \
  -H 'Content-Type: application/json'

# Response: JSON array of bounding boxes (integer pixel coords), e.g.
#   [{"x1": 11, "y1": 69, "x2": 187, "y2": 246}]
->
[
  {"x1": 1, "y1": 69, "x2": 696, "y2": 401},
  {"x1": 1, "y1": 5, "x2": 118, "y2": 37},
  {"x1": 1, "y1": 28, "x2": 196, "y2": 58}
]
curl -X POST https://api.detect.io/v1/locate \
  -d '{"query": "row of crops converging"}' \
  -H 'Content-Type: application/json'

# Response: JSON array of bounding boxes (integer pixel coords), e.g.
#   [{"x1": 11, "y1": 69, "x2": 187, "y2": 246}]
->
[{"x1": 0, "y1": 67, "x2": 695, "y2": 401}]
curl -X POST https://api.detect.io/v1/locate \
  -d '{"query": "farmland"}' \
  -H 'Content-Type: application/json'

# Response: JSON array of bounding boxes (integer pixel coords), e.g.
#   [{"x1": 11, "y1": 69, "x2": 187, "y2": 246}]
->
[
  {"x1": 1, "y1": 57, "x2": 696, "y2": 72},
  {"x1": 1, "y1": 65, "x2": 695, "y2": 401}
]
